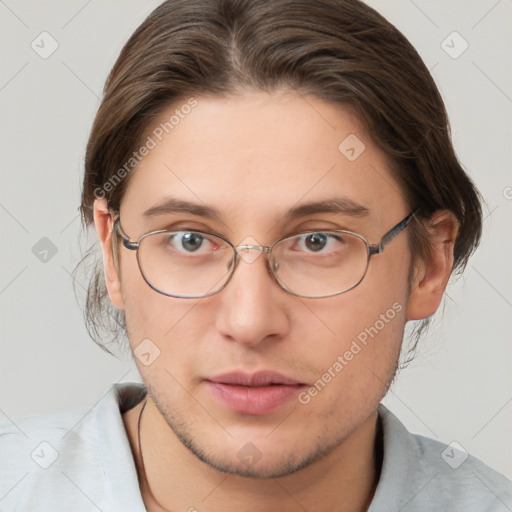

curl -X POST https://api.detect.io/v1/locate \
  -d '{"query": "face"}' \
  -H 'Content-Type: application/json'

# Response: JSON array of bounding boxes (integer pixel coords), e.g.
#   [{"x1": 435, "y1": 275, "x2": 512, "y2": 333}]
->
[{"x1": 103, "y1": 90, "x2": 414, "y2": 478}]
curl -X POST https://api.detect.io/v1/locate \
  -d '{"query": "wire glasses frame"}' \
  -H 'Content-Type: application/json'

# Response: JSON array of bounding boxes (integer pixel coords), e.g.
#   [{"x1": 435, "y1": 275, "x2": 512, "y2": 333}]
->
[{"x1": 112, "y1": 210, "x2": 417, "y2": 299}]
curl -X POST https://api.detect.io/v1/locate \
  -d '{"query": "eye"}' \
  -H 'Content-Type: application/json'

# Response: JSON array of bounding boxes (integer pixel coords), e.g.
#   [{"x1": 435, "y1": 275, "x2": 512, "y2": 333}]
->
[
  {"x1": 168, "y1": 231, "x2": 212, "y2": 253},
  {"x1": 304, "y1": 233, "x2": 328, "y2": 252},
  {"x1": 296, "y1": 232, "x2": 342, "y2": 253}
]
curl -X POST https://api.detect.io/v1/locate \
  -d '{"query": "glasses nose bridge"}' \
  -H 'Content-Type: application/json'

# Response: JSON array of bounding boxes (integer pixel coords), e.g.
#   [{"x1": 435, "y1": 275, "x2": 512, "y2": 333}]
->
[
  {"x1": 234, "y1": 243, "x2": 271, "y2": 256},
  {"x1": 233, "y1": 244, "x2": 279, "y2": 274},
  {"x1": 233, "y1": 243, "x2": 277, "y2": 271}
]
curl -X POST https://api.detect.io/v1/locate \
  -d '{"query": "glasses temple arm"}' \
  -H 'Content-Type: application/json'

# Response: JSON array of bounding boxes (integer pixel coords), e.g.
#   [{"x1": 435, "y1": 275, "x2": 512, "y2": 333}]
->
[
  {"x1": 370, "y1": 209, "x2": 419, "y2": 255},
  {"x1": 113, "y1": 217, "x2": 138, "y2": 250}
]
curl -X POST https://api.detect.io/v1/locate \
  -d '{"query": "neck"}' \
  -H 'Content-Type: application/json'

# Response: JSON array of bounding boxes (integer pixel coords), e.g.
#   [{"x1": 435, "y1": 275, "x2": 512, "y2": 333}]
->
[{"x1": 123, "y1": 398, "x2": 382, "y2": 512}]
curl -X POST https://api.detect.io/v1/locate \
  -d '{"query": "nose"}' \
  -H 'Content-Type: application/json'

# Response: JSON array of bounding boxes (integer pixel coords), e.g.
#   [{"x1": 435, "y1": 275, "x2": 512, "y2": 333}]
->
[{"x1": 214, "y1": 247, "x2": 290, "y2": 347}]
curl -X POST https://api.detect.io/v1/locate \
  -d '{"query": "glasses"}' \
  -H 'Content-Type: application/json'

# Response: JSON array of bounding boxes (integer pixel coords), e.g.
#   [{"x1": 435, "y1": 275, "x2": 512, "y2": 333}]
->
[{"x1": 112, "y1": 211, "x2": 416, "y2": 299}]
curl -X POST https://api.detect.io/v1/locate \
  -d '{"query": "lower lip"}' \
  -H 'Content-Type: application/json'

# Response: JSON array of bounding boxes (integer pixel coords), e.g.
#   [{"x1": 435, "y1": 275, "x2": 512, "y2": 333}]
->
[{"x1": 205, "y1": 381, "x2": 305, "y2": 415}]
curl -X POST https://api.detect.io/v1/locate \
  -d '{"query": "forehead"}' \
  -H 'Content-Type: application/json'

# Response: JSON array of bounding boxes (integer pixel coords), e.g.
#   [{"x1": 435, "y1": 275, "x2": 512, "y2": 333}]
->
[{"x1": 120, "y1": 90, "x2": 406, "y2": 231}]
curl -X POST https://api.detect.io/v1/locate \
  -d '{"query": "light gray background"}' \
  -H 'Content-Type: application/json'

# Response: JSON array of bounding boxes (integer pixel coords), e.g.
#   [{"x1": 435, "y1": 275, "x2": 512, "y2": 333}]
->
[{"x1": 1, "y1": 0, "x2": 511, "y2": 479}]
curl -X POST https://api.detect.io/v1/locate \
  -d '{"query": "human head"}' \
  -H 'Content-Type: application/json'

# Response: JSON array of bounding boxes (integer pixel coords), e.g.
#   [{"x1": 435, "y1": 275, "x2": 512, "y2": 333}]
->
[
  {"x1": 75, "y1": 0, "x2": 482, "y2": 478},
  {"x1": 77, "y1": 0, "x2": 482, "y2": 355}
]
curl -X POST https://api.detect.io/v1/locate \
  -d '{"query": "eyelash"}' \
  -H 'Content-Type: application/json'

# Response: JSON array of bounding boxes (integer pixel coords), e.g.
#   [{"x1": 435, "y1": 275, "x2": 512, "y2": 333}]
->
[{"x1": 157, "y1": 220, "x2": 353, "y2": 237}]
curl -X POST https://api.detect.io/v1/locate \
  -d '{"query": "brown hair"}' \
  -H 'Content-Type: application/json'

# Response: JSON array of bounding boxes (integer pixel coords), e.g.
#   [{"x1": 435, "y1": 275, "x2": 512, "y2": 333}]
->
[{"x1": 75, "y1": 0, "x2": 482, "y2": 358}]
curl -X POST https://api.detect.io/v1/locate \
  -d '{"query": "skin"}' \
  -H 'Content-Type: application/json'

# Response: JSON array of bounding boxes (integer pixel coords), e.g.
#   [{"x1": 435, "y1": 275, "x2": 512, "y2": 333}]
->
[{"x1": 94, "y1": 89, "x2": 457, "y2": 512}]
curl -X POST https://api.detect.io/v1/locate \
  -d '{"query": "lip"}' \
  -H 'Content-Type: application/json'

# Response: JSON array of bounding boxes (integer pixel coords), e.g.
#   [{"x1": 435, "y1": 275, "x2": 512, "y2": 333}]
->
[
  {"x1": 205, "y1": 371, "x2": 307, "y2": 415},
  {"x1": 208, "y1": 370, "x2": 303, "y2": 387}
]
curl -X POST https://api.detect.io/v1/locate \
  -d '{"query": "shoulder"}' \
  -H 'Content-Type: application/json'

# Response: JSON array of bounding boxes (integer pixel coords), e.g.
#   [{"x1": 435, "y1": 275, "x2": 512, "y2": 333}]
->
[
  {"x1": 0, "y1": 382, "x2": 147, "y2": 512},
  {"x1": 0, "y1": 403, "x2": 103, "y2": 511},
  {"x1": 410, "y1": 431, "x2": 512, "y2": 509},
  {"x1": 371, "y1": 404, "x2": 512, "y2": 512},
  {"x1": 0, "y1": 404, "x2": 94, "y2": 470}
]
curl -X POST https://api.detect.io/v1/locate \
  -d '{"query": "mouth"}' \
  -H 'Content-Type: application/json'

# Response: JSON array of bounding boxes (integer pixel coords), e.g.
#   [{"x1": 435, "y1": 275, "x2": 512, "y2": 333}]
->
[{"x1": 204, "y1": 371, "x2": 307, "y2": 415}]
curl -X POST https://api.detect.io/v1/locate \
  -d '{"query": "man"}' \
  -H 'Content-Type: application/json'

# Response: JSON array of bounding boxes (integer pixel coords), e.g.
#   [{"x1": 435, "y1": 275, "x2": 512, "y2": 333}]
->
[{"x1": 2, "y1": 0, "x2": 511, "y2": 510}]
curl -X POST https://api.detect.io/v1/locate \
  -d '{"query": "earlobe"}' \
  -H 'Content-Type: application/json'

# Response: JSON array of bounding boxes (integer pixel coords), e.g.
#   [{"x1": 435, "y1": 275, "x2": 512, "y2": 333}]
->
[
  {"x1": 93, "y1": 198, "x2": 125, "y2": 311},
  {"x1": 406, "y1": 210, "x2": 458, "y2": 321}
]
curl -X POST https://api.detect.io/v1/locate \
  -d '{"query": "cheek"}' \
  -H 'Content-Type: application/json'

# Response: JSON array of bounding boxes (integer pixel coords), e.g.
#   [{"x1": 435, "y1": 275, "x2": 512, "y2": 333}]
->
[
  {"x1": 122, "y1": 290, "x2": 209, "y2": 399},
  {"x1": 119, "y1": 253, "x2": 207, "y2": 358},
  {"x1": 294, "y1": 252, "x2": 410, "y2": 410},
  {"x1": 294, "y1": 297, "x2": 406, "y2": 432},
  {"x1": 300, "y1": 291, "x2": 407, "y2": 376}
]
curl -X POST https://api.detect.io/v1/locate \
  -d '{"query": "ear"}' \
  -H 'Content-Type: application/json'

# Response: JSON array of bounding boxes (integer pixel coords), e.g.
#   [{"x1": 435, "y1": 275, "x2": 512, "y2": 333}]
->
[
  {"x1": 406, "y1": 210, "x2": 458, "y2": 320},
  {"x1": 93, "y1": 198, "x2": 125, "y2": 311}
]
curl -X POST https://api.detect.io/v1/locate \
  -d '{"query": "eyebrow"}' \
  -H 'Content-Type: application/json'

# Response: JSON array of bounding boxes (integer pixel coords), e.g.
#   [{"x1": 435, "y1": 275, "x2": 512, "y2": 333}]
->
[
  {"x1": 283, "y1": 197, "x2": 370, "y2": 221},
  {"x1": 142, "y1": 196, "x2": 369, "y2": 221},
  {"x1": 143, "y1": 197, "x2": 221, "y2": 220}
]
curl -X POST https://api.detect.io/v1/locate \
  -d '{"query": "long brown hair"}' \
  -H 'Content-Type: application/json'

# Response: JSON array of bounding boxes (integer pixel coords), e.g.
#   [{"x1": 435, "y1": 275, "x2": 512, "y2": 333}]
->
[{"x1": 75, "y1": 0, "x2": 482, "y2": 357}]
